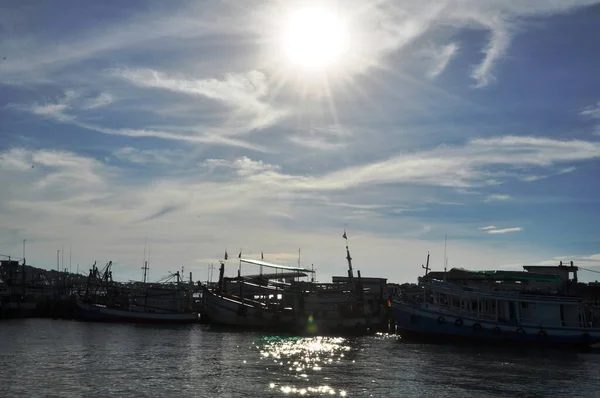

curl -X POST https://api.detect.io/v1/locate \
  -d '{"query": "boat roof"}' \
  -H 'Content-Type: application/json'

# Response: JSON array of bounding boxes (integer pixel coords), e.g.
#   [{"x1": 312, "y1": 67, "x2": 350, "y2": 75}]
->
[
  {"x1": 241, "y1": 258, "x2": 315, "y2": 273},
  {"x1": 468, "y1": 269, "x2": 562, "y2": 283},
  {"x1": 426, "y1": 268, "x2": 562, "y2": 283}
]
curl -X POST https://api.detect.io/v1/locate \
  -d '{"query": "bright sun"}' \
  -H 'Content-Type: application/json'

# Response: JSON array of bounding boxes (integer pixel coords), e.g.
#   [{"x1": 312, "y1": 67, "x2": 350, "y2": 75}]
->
[{"x1": 281, "y1": 7, "x2": 349, "y2": 71}]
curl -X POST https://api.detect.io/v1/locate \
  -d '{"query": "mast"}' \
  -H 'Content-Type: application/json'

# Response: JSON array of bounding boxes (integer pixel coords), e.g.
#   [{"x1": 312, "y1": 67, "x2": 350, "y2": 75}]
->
[
  {"x1": 297, "y1": 248, "x2": 301, "y2": 283},
  {"x1": 142, "y1": 261, "x2": 149, "y2": 284},
  {"x1": 422, "y1": 252, "x2": 430, "y2": 276},
  {"x1": 444, "y1": 235, "x2": 448, "y2": 281},
  {"x1": 343, "y1": 228, "x2": 354, "y2": 285}
]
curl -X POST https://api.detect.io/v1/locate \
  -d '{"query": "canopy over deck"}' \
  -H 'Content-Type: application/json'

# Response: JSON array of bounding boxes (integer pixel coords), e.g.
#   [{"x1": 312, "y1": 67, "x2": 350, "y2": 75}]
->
[
  {"x1": 242, "y1": 272, "x2": 308, "y2": 280},
  {"x1": 240, "y1": 258, "x2": 315, "y2": 273}
]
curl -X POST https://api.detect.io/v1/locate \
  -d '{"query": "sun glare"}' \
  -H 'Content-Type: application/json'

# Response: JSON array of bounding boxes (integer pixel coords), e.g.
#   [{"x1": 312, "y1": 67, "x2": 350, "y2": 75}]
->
[{"x1": 281, "y1": 7, "x2": 349, "y2": 71}]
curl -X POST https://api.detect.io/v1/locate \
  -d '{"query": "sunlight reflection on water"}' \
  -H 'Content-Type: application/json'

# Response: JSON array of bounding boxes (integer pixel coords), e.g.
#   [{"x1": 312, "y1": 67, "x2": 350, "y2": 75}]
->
[{"x1": 259, "y1": 336, "x2": 352, "y2": 396}]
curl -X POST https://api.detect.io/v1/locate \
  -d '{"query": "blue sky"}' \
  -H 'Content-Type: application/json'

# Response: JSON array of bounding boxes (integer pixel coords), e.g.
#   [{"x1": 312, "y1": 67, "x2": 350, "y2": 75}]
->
[{"x1": 2, "y1": 0, "x2": 600, "y2": 283}]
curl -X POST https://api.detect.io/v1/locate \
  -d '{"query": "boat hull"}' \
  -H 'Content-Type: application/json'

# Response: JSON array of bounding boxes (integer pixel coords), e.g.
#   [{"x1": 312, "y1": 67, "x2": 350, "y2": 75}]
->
[
  {"x1": 76, "y1": 300, "x2": 198, "y2": 324},
  {"x1": 392, "y1": 300, "x2": 600, "y2": 347},
  {"x1": 204, "y1": 291, "x2": 296, "y2": 331},
  {"x1": 205, "y1": 290, "x2": 381, "y2": 335}
]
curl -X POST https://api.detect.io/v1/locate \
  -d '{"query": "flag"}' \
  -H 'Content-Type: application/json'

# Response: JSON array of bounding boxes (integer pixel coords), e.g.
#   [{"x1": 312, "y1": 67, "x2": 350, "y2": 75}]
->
[
  {"x1": 224, "y1": 251, "x2": 228, "y2": 260},
  {"x1": 261, "y1": 251, "x2": 264, "y2": 260},
  {"x1": 343, "y1": 231, "x2": 347, "y2": 239}
]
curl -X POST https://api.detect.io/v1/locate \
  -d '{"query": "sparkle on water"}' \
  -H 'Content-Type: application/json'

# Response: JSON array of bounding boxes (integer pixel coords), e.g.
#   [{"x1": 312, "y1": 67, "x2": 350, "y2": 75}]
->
[{"x1": 260, "y1": 336, "x2": 351, "y2": 396}]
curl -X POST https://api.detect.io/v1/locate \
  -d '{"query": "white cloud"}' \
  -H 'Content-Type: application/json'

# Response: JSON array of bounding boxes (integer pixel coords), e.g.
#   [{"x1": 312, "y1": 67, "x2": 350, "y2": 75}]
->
[
  {"x1": 520, "y1": 175, "x2": 547, "y2": 182},
  {"x1": 581, "y1": 102, "x2": 600, "y2": 119},
  {"x1": 558, "y1": 166, "x2": 576, "y2": 175},
  {"x1": 487, "y1": 227, "x2": 522, "y2": 234},
  {"x1": 203, "y1": 156, "x2": 281, "y2": 177},
  {"x1": 484, "y1": 194, "x2": 511, "y2": 202},
  {"x1": 0, "y1": 147, "x2": 553, "y2": 283},
  {"x1": 246, "y1": 135, "x2": 600, "y2": 192},
  {"x1": 478, "y1": 225, "x2": 496, "y2": 230},
  {"x1": 112, "y1": 68, "x2": 286, "y2": 133},
  {"x1": 425, "y1": 42, "x2": 459, "y2": 79},
  {"x1": 12, "y1": 90, "x2": 270, "y2": 152},
  {"x1": 112, "y1": 147, "x2": 183, "y2": 165},
  {"x1": 84, "y1": 93, "x2": 114, "y2": 110},
  {"x1": 470, "y1": 20, "x2": 511, "y2": 88}
]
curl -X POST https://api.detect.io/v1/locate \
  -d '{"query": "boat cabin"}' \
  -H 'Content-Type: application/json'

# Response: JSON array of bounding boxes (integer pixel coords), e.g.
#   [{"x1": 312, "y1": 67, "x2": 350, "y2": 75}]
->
[{"x1": 421, "y1": 278, "x2": 591, "y2": 328}]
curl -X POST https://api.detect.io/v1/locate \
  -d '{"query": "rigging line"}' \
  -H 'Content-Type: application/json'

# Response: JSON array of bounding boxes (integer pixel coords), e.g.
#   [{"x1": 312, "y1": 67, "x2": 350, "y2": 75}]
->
[{"x1": 578, "y1": 266, "x2": 600, "y2": 274}]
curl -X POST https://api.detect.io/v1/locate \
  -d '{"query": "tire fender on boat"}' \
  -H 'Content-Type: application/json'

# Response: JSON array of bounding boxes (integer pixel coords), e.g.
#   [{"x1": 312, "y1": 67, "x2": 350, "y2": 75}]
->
[
  {"x1": 473, "y1": 323, "x2": 482, "y2": 332},
  {"x1": 437, "y1": 316, "x2": 445, "y2": 325},
  {"x1": 516, "y1": 327, "x2": 526, "y2": 334},
  {"x1": 582, "y1": 332, "x2": 591, "y2": 341},
  {"x1": 454, "y1": 318, "x2": 464, "y2": 328},
  {"x1": 538, "y1": 330, "x2": 547, "y2": 339},
  {"x1": 492, "y1": 326, "x2": 502, "y2": 334}
]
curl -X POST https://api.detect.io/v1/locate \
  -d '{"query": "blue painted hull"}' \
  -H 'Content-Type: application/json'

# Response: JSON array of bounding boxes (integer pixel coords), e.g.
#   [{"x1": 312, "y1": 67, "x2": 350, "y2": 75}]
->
[{"x1": 392, "y1": 301, "x2": 600, "y2": 347}]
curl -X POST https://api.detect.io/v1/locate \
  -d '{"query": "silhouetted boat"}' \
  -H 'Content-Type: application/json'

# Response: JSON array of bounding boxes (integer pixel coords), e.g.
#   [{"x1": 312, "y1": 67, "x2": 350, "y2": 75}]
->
[{"x1": 392, "y1": 261, "x2": 600, "y2": 347}]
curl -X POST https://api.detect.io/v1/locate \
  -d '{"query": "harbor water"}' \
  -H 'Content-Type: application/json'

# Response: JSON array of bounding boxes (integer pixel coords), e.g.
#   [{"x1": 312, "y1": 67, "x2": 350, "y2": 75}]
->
[{"x1": 2, "y1": 319, "x2": 600, "y2": 397}]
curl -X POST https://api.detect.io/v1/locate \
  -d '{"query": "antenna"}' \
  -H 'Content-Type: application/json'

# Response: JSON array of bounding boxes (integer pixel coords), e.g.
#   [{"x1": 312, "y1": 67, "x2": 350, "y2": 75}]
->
[{"x1": 298, "y1": 247, "x2": 301, "y2": 267}]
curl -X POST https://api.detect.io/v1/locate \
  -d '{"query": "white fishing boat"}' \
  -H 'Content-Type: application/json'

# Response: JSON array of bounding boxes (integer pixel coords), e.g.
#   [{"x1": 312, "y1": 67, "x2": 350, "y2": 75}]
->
[{"x1": 392, "y1": 262, "x2": 600, "y2": 347}]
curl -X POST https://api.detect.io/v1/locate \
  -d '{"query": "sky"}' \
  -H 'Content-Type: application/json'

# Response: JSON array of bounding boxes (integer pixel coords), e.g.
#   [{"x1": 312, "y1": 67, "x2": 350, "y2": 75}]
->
[{"x1": 2, "y1": 0, "x2": 600, "y2": 284}]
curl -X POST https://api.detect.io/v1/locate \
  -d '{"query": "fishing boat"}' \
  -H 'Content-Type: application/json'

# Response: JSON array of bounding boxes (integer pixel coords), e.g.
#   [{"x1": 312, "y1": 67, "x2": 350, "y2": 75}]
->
[
  {"x1": 204, "y1": 234, "x2": 386, "y2": 335},
  {"x1": 202, "y1": 259, "x2": 308, "y2": 331},
  {"x1": 76, "y1": 260, "x2": 198, "y2": 324},
  {"x1": 392, "y1": 260, "x2": 600, "y2": 347}
]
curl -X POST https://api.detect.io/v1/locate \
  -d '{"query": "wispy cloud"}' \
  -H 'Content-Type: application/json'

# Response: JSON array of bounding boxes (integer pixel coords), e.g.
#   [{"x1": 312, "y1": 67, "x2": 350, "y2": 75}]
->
[
  {"x1": 478, "y1": 225, "x2": 497, "y2": 230},
  {"x1": 84, "y1": 93, "x2": 114, "y2": 110},
  {"x1": 112, "y1": 147, "x2": 184, "y2": 165},
  {"x1": 240, "y1": 136, "x2": 600, "y2": 192},
  {"x1": 425, "y1": 42, "x2": 459, "y2": 79},
  {"x1": 11, "y1": 90, "x2": 270, "y2": 152},
  {"x1": 112, "y1": 68, "x2": 286, "y2": 133},
  {"x1": 487, "y1": 227, "x2": 522, "y2": 234},
  {"x1": 581, "y1": 101, "x2": 600, "y2": 119},
  {"x1": 484, "y1": 194, "x2": 511, "y2": 203}
]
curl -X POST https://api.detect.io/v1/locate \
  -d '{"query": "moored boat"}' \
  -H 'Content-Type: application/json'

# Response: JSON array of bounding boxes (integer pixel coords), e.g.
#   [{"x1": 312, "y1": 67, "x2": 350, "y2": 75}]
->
[
  {"x1": 76, "y1": 260, "x2": 198, "y2": 324},
  {"x1": 75, "y1": 299, "x2": 198, "y2": 323},
  {"x1": 392, "y1": 262, "x2": 600, "y2": 347},
  {"x1": 204, "y1": 234, "x2": 386, "y2": 335}
]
